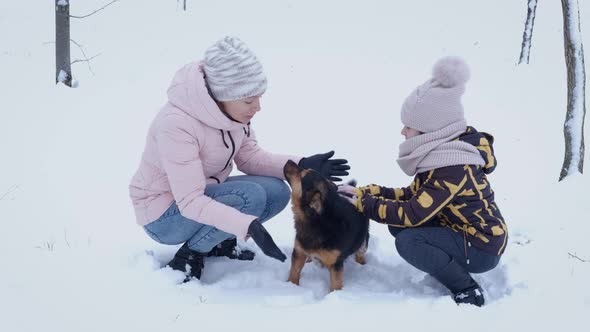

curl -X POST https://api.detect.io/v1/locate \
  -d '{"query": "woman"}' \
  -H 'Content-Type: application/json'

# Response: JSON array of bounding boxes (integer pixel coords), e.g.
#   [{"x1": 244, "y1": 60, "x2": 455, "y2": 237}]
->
[{"x1": 129, "y1": 36, "x2": 350, "y2": 281}]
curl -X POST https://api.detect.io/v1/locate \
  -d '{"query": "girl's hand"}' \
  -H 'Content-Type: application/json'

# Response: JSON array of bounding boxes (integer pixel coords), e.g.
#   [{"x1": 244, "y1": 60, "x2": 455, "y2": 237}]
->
[
  {"x1": 337, "y1": 184, "x2": 359, "y2": 207},
  {"x1": 337, "y1": 184, "x2": 357, "y2": 196},
  {"x1": 339, "y1": 193, "x2": 358, "y2": 206}
]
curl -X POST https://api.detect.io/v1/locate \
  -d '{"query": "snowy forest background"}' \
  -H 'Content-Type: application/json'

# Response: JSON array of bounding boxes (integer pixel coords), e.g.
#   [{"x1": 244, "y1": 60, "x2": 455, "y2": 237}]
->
[{"x1": 1, "y1": 1, "x2": 589, "y2": 331}]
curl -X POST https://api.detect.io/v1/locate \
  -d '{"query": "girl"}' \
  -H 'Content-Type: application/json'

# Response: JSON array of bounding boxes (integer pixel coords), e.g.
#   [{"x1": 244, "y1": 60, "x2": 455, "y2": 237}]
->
[{"x1": 339, "y1": 57, "x2": 507, "y2": 306}]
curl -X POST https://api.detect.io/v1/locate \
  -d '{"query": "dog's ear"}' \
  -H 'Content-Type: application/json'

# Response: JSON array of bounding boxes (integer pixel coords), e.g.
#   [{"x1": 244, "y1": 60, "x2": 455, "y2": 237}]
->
[{"x1": 309, "y1": 191, "x2": 323, "y2": 214}]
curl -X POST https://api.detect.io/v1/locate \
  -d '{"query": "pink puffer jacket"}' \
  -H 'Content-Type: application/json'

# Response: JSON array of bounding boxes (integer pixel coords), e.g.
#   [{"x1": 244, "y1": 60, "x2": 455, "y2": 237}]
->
[{"x1": 129, "y1": 61, "x2": 301, "y2": 240}]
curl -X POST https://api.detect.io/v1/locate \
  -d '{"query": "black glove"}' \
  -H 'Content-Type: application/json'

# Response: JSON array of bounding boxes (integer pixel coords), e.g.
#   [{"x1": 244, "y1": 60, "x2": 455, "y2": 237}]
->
[
  {"x1": 247, "y1": 219, "x2": 286, "y2": 262},
  {"x1": 298, "y1": 150, "x2": 350, "y2": 182}
]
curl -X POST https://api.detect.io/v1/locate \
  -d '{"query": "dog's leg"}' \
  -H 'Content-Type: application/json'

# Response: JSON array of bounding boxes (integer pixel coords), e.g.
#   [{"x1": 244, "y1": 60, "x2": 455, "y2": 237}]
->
[
  {"x1": 355, "y1": 234, "x2": 369, "y2": 265},
  {"x1": 287, "y1": 242, "x2": 307, "y2": 286},
  {"x1": 328, "y1": 261, "x2": 344, "y2": 292}
]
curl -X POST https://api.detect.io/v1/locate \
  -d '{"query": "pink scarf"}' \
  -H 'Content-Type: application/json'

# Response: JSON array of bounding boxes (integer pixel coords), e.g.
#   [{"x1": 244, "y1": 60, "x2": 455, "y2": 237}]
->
[{"x1": 397, "y1": 120, "x2": 485, "y2": 176}]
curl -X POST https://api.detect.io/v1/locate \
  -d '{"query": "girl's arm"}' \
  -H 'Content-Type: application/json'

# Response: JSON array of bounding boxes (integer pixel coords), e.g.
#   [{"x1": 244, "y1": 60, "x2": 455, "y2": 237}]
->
[{"x1": 355, "y1": 170, "x2": 468, "y2": 227}]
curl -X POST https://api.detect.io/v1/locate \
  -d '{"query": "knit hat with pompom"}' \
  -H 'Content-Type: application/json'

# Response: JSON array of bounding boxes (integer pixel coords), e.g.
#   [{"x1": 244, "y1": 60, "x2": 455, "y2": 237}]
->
[{"x1": 400, "y1": 56, "x2": 470, "y2": 133}]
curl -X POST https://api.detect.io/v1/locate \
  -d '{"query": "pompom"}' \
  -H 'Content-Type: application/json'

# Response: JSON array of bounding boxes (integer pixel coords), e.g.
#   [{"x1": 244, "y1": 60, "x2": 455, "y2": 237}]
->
[{"x1": 432, "y1": 56, "x2": 470, "y2": 88}]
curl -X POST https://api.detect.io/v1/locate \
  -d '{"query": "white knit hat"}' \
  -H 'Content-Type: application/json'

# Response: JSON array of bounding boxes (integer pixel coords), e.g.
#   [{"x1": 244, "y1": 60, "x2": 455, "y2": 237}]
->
[
  {"x1": 401, "y1": 56, "x2": 470, "y2": 133},
  {"x1": 203, "y1": 36, "x2": 267, "y2": 101}
]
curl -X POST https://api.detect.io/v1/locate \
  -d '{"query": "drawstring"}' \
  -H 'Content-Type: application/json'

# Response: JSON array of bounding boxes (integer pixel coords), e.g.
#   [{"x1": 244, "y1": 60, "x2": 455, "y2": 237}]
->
[
  {"x1": 462, "y1": 226, "x2": 470, "y2": 265},
  {"x1": 220, "y1": 130, "x2": 229, "y2": 148},
  {"x1": 221, "y1": 131, "x2": 236, "y2": 172},
  {"x1": 244, "y1": 122, "x2": 251, "y2": 137}
]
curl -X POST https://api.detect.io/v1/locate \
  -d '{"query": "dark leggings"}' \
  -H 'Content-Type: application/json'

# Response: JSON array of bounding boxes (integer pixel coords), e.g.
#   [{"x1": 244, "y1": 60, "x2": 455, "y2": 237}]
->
[{"x1": 389, "y1": 225, "x2": 501, "y2": 292}]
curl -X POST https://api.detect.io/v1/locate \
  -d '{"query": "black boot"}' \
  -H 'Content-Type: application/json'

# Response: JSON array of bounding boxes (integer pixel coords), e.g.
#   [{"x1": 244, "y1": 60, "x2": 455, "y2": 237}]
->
[
  {"x1": 207, "y1": 237, "x2": 255, "y2": 261},
  {"x1": 167, "y1": 243, "x2": 205, "y2": 282},
  {"x1": 431, "y1": 259, "x2": 485, "y2": 307}
]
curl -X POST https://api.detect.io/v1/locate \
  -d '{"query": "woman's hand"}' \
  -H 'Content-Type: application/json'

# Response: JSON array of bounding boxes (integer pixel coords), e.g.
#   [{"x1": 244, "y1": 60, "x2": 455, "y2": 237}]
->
[
  {"x1": 298, "y1": 151, "x2": 350, "y2": 182},
  {"x1": 247, "y1": 219, "x2": 286, "y2": 262}
]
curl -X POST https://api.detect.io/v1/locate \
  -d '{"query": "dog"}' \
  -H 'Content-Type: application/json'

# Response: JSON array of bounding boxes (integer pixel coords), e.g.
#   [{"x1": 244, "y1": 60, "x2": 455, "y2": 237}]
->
[{"x1": 283, "y1": 160, "x2": 369, "y2": 291}]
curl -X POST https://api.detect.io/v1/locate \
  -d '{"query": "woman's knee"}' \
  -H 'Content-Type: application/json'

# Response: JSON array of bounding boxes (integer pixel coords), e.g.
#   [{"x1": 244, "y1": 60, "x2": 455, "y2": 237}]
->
[
  {"x1": 218, "y1": 181, "x2": 267, "y2": 217},
  {"x1": 249, "y1": 177, "x2": 290, "y2": 222},
  {"x1": 265, "y1": 177, "x2": 291, "y2": 211},
  {"x1": 143, "y1": 223, "x2": 193, "y2": 245}
]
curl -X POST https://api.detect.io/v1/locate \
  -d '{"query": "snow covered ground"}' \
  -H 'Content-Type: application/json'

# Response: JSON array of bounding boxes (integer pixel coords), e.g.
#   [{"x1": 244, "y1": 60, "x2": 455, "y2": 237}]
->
[{"x1": 1, "y1": 1, "x2": 589, "y2": 331}]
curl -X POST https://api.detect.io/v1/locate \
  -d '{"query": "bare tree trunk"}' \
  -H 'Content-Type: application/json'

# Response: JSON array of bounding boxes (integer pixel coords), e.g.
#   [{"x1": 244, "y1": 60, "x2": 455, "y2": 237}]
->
[
  {"x1": 55, "y1": 0, "x2": 72, "y2": 87},
  {"x1": 184, "y1": 0, "x2": 187, "y2": 11},
  {"x1": 519, "y1": 0, "x2": 538, "y2": 64},
  {"x1": 560, "y1": 0, "x2": 586, "y2": 180}
]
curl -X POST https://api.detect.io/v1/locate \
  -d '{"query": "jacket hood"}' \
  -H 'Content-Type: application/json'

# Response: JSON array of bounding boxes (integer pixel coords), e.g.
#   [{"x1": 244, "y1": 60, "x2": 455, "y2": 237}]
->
[
  {"x1": 458, "y1": 127, "x2": 497, "y2": 174},
  {"x1": 166, "y1": 61, "x2": 245, "y2": 131}
]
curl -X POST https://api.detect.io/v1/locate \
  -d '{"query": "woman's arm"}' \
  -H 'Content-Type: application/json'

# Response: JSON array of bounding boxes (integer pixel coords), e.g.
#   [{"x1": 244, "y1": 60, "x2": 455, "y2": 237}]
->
[
  {"x1": 234, "y1": 126, "x2": 302, "y2": 179},
  {"x1": 156, "y1": 114, "x2": 257, "y2": 240}
]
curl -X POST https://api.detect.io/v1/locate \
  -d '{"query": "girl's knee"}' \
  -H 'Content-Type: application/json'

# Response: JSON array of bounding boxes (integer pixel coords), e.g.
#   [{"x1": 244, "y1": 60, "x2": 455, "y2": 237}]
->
[
  {"x1": 468, "y1": 253, "x2": 501, "y2": 274},
  {"x1": 395, "y1": 229, "x2": 428, "y2": 258},
  {"x1": 388, "y1": 226, "x2": 405, "y2": 237},
  {"x1": 394, "y1": 230, "x2": 414, "y2": 257}
]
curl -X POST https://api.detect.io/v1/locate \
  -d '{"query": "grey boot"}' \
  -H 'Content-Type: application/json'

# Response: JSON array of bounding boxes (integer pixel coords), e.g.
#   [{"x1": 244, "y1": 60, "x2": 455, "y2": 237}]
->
[
  {"x1": 431, "y1": 259, "x2": 485, "y2": 307},
  {"x1": 453, "y1": 285, "x2": 484, "y2": 307}
]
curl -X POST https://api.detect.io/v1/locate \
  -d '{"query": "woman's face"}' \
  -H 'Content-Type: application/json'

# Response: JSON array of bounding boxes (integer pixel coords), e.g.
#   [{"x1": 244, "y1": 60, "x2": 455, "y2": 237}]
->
[
  {"x1": 218, "y1": 95, "x2": 262, "y2": 124},
  {"x1": 401, "y1": 126, "x2": 421, "y2": 140}
]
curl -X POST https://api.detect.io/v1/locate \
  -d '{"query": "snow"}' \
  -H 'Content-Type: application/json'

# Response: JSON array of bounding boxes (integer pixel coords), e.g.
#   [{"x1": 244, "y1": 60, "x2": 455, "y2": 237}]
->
[
  {"x1": 1, "y1": 0, "x2": 589, "y2": 331},
  {"x1": 57, "y1": 69, "x2": 68, "y2": 83}
]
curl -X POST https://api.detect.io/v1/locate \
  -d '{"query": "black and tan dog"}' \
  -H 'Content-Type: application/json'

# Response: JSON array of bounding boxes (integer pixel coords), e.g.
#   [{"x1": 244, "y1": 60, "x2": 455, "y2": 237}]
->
[{"x1": 283, "y1": 160, "x2": 369, "y2": 291}]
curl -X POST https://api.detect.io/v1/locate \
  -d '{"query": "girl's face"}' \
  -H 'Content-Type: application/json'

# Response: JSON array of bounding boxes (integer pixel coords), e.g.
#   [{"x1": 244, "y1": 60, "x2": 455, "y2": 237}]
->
[
  {"x1": 218, "y1": 95, "x2": 262, "y2": 124},
  {"x1": 401, "y1": 126, "x2": 421, "y2": 140}
]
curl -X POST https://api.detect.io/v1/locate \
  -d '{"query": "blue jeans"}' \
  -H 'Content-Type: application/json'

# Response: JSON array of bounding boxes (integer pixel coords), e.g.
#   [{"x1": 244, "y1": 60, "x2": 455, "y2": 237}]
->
[
  {"x1": 144, "y1": 175, "x2": 291, "y2": 253},
  {"x1": 389, "y1": 223, "x2": 501, "y2": 292}
]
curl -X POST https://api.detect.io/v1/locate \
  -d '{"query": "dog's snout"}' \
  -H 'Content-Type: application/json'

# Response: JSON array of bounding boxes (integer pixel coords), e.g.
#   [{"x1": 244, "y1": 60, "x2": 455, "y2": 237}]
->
[{"x1": 283, "y1": 160, "x2": 302, "y2": 182}]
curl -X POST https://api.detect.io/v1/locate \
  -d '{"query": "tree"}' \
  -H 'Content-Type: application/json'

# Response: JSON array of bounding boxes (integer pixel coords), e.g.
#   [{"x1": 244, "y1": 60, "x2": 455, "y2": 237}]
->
[
  {"x1": 518, "y1": 0, "x2": 538, "y2": 64},
  {"x1": 55, "y1": 0, "x2": 72, "y2": 86},
  {"x1": 559, "y1": 0, "x2": 586, "y2": 180},
  {"x1": 517, "y1": 0, "x2": 586, "y2": 180},
  {"x1": 54, "y1": 0, "x2": 117, "y2": 88}
]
